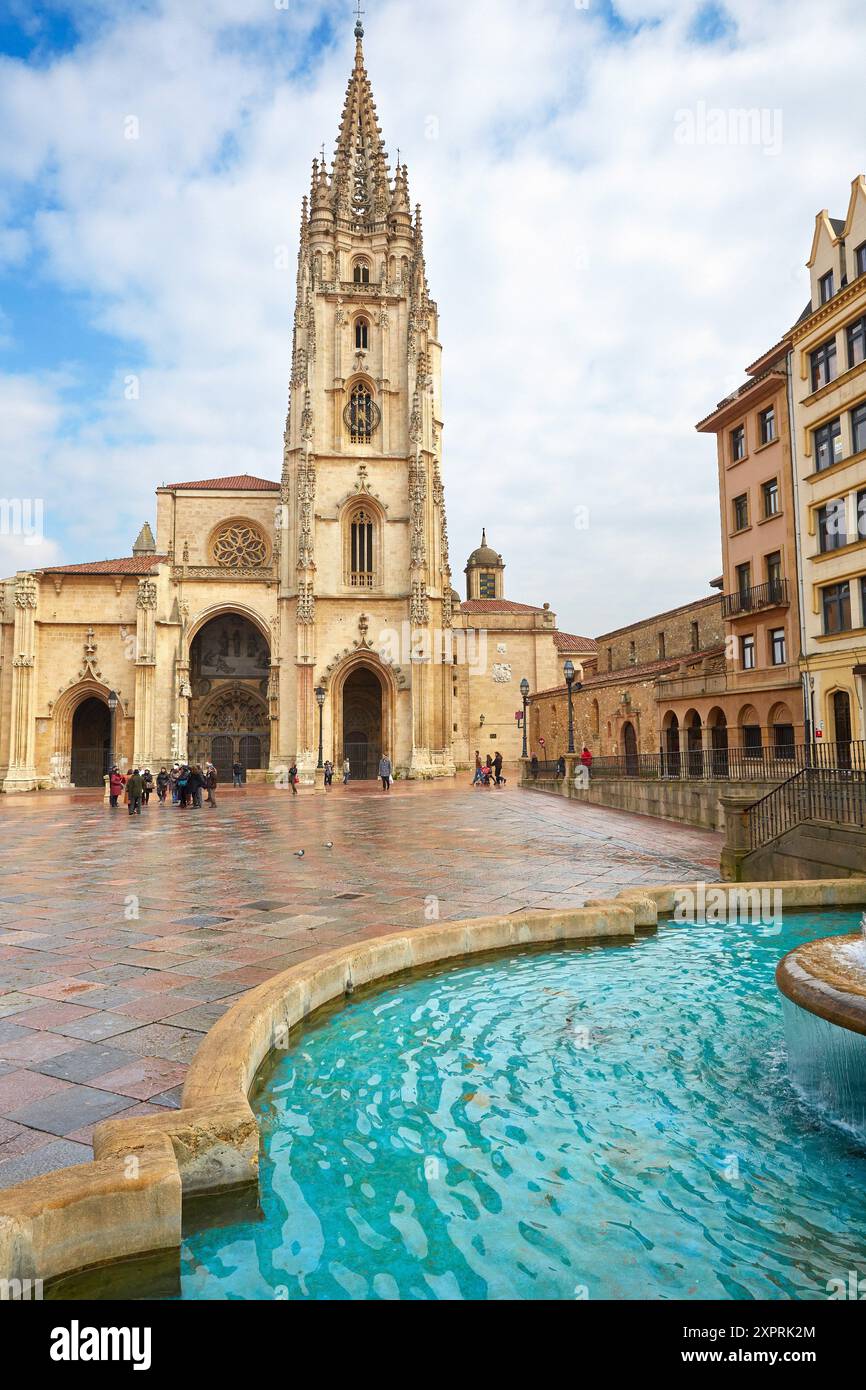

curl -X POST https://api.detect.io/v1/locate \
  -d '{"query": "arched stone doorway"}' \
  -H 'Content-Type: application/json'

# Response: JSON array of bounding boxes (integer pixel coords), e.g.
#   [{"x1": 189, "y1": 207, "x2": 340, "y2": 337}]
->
[
  {"x1": 685, "y1": 710, "x2": 703, "y2": 777},
  {"x1": 621, "y1": 720, "x2": 639, "y2": 776},
  {"x1": 831, "y1": 689, "x2": 853, "y2": 769},
  {"x1": 188, "y1": 613, "x2": 271, "y2": 779},
  {"x1": 342, "y1": 666, "x2": 383, "y2": 781},
  {"x1": 662, "y1": 713, "x2": 680, "y2": 777},
  {"x1": 71, "y1": 697, "x2": 111, "y2": 787},
  {"x1": 708, "y1": 708, "x2": 729, "y2": 777}
]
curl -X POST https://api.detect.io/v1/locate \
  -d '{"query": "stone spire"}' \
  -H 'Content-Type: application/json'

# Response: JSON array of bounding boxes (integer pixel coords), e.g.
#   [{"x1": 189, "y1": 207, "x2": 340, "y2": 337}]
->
[
  {"x1": 331, "y1": 13, "x2": 391, "y2": 226},
  {"x1": 132, "y1": 521, "x2": 156, "y2": 556}
]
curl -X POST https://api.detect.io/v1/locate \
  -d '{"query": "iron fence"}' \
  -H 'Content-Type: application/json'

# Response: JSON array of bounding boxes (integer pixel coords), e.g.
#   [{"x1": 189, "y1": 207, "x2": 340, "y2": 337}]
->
[
  {"x1": 747, "y1": 768, "x2": 866, "y2": 850},
  {"x1": 587, "y1": 740, "x2": 865, "y2": 783}
]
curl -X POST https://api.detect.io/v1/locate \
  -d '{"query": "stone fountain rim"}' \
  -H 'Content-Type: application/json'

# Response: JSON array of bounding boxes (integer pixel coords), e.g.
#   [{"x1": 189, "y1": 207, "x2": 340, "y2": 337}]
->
[{"x1": 776, "y1": 931, "x2": 866, "y2": 1037}]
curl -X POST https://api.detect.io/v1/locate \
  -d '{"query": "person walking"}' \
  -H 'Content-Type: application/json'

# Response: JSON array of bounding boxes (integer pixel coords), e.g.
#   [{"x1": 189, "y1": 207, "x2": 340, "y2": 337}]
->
[
  {"x1": 288, "y1": 762, "x2": 299, "y2": 796},
  {"x1": 176, "y1": 765, "x2": 190, "y2": 808},
  {"x1": 142, "y1": 769, "x2": 154, "y2": 805},
  {"x1": 126, "y1": 768, "x2": 143, "y2": 816},
  {"x1": 108, "y1": 766, "x2": 125, "y2": 809},
  {"x1": 557, "y1": 754, "x2": 566, "y2": 779},
  {"x1": 170, "y1": 764, "x2": 181, "y2": 804},
  {"x1": 205, "y1": 762, "x2": 218, "y2": 807},
  {"x1": 232, "y1": 761, "x2": 243, "y2": 788},
  {"x1": 580, "y1": 745, "x2": 593, "y2": 780},
  {"x1": 493, "y1": 749, "x2": 504, "y2": 786},
  {"x1": 472, "y1": 750, "x2": 483, "y2": 786},
  {"x1": 342, "y1": 756, "x2": 350, "y2": 785},
  {"x1": 324, "y1": 759, "x2": 334, "y2": 788},
  {"x1": 378, "y1": 753, "x2": 392, "y2": 791},
  {"x1": 156, "y1": 768, "x2": 169, "y2": 803},
  {"x1": 189, "y1": 765, "x2": 205, "y2": 809}
]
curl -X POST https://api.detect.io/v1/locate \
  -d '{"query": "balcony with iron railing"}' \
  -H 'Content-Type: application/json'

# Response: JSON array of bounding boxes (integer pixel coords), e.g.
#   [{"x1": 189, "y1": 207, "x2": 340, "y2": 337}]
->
[{"x1": 722, "y1": 577, "x2": 789, "y2": 619}]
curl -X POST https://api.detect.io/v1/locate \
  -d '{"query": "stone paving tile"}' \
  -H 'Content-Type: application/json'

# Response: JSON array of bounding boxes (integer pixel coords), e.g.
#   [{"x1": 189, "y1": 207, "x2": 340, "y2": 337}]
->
[
  {"x1": 0, "y1": 1069, "x2": 73, "y2": 1114},
  {"x1": 37, "y1": 1044, "x2": 139, "y2": 1084},
  {"x1": 0, "y1": 780, "x2": 722, "y2": 1181},
  {"x1": 5, "y1": 1084, "x2": 134, "y2": 1136},
  {"x1": 87, "y1": 1058, "x2": 188, "y2": 1101},
  {"x1": 0, "y1": 1138, "x2": 93, "y2": 1186}
]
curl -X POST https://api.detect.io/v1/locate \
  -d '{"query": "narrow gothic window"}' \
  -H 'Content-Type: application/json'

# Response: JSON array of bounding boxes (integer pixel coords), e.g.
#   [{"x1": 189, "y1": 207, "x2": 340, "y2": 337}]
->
[
  {"x1": 348, "y1": 381, "x2": 375, "y2": 443},
  {"x1": 353, "y1": 261, "x2": 370, "y2": 285},
  {"x1": 350, "y1": 510, "x2": 374, "y2": 587},
  {"x1": 355, "y1": 317, "x2": 369, "y2": 350}
]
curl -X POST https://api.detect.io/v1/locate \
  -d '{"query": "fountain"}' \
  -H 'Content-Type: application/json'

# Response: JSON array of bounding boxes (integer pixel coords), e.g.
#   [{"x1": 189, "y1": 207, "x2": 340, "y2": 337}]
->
[{"x1": 777, "y1": 912, "x2": 866, "y2": 1140}]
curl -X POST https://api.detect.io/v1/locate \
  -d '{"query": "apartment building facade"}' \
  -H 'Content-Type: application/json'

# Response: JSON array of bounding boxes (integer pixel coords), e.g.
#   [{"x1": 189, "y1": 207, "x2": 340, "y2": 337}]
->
[{"x1": 792, "y1": 175, "x2": 866, "y2": 749}]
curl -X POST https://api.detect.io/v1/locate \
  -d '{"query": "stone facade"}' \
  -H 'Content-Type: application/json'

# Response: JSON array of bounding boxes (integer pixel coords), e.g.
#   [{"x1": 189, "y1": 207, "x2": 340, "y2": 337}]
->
[
  {"x1": 528, "y1": 594, "x2": 724, "y2": 762},
  {"x1": 0, "y1": 26, "x2": 592, "y2": 791},
  {"x1": 792, "y1": 175, "x2": 866, "y2": 746}
]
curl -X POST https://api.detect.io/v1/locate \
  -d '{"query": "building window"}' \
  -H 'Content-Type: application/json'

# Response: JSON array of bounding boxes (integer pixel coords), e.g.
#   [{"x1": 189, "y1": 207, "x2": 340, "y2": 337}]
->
[
  {"x1": 741, "y1": 634, "x2": 756, "y2": 670},
  {"x1": 345, "y1": 381, "x2": 378, "y2": 443},
  {"x1": 766, "y1": 552, "x2": 782, "y2": 594},
  {"x1": 861, "y1": 576, "x2": 866, "y2": 627},
  {"x1": 856, "y1": 242, "x2": 866, "y2": 278},
  {"x1": 810, "y1": 338, "x2": 838, "y2": 391},
  {"x1": 817, "y1": 498, "x2": 847, "y2": 552},
  {"x1": 629, "y1": 640, "x2": 636, "y2": 664},
  {"x1": 349, "y1": 509, "x2": 375, "y2": 587},
  {"x1": 762, "y1": 479, "x2": 780, "y2": 517},
  {"x1": 736, "y1": 562, "x2": 751, "y2": 597},
  {"x1": 759, "y1": 407, "x2": 776, "y2": 445},
  {"x1": 743, "y1": 724, "x2": 763, "y2": 757},
  {"x1": 657, "y1": 631, "x2": 666, "y2": 660},
  {"x1": 730, "y1": 425, "x2": 746, "y2": 461},
  {"x1": 822, "y1": 581, "x2": 852, "y2": 635},
  {"x1": 814, "y1": 416, "x2": 842, "y2": 471},
  {"x1": 353, "y1": 260, "x2": 370, "y2": 285},
  {"x1": 690, "y1": 620, "x2": 700, "y2": 653},
  {"x1": 858, "y1": 489, "x2": 866, "y2": 540},
  {"x1": 847, "y1": 316, "x2": 866, "y2": 369},
  {"x1": 819, "y1": 270, "x2": 835, "y2": 304},
  {"x1": 607, "y1": 647, "x2": 613, "y2": 672},
  {"x1": 479, "y1": 572, "x2": 496, "y2": 598},
  {"x1": 733, "y1": 494, "x2": 749, "y2": 531},
  {"x1": 852, "y1": 402, "x2": 866, "y2": 455},
  {"x1": 770, "y1": 628, "x2": 786, "y2": 665},
  {"x1": 774, "y1": 723, "x2": 795, "y2": 755},
  {"x1": 355, "y1": 317, "x2": 369, "y2": 350}
]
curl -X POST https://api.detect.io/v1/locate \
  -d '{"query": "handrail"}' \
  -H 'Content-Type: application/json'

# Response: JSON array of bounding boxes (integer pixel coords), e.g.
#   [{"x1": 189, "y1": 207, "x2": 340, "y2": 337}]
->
[{"x1": 746, "y1": 768, "x2": 866, "y2": 850}]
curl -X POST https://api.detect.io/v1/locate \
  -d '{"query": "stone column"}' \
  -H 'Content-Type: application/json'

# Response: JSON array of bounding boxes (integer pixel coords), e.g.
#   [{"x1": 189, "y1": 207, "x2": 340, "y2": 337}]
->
[
  {"x1": 2, "y1": 573, "x2": 39, "y2": 792},
  {"x1": 719, "y1": 792, "x2": 756, "y2": 881},
  {"x1": 133, "y1": 579, "x2": 158, "y2": 767}
]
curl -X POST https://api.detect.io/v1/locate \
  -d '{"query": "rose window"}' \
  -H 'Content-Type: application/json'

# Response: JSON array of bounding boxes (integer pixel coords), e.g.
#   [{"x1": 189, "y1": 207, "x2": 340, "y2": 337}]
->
[{"x1": 212, "y1": 523, "x2": 269, "y2": 570}]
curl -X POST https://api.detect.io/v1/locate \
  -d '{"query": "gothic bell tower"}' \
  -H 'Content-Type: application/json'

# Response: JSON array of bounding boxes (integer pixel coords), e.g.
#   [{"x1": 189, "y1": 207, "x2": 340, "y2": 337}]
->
[{"x1": 279, "y1": 14, "x2": 455, "y2": 779}]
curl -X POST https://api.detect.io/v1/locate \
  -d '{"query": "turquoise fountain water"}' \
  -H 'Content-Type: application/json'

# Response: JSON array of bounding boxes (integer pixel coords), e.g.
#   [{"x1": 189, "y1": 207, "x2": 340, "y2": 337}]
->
[{"x1": 181, "y1": 910, "x2": 866, "y2": 1301}]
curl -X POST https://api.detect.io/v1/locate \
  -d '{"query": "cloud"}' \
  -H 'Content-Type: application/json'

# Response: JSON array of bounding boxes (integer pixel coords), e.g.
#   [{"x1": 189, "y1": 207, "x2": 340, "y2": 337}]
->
[{"x1": 0, "y1": 0, "x2": 864, "y2": 636}]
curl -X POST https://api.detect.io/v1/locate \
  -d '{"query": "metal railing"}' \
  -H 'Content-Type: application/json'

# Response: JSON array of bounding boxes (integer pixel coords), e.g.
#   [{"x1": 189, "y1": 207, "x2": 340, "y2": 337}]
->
[
  {"x1": 588, "y1": 740, "x2": 865, "y2": 783},
  {"x1": 747, "y1": 768, "x2": 866, "y2": 850},
  {"x1": 721, "y1": 578, "x2": 789, "y2": 618}
]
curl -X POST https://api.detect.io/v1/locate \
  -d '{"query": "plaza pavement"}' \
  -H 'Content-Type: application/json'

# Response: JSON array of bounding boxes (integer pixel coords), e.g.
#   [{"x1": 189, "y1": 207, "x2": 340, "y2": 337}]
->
[{"x1": 0, "y1": 779, "x2": 722, "y2": 1188}]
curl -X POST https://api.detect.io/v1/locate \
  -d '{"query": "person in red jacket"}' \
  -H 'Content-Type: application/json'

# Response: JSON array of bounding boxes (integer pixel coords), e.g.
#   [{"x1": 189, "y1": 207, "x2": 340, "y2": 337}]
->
[
  {"x1": 108, "y1": 767, "x2": 126, "y2": 809},
  {"x1": 579, "y1": 746, "x2": 593, "y2": 774}
]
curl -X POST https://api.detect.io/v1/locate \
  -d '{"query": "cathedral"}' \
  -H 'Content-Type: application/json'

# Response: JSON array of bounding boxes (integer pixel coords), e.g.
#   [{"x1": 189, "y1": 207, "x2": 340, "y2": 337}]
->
[{"x1": 0, "y1": 19, "x2": 591, "y2": 791}]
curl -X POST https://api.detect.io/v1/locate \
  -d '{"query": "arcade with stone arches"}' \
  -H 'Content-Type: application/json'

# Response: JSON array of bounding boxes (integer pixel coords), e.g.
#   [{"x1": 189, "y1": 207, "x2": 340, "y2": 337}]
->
[{"x1": 187, "y1": 611, "x2": 272, "y2": 781}]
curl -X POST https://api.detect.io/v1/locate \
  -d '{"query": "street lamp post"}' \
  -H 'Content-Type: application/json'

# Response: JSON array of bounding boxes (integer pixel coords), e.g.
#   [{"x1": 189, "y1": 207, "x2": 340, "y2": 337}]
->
[
  {"x1": 107, "y1": 690, "x2": 119, "y2": 771},
  {"x1": 315, "y1": 686, "x2": 326, "y2": 770},
  {"x1": 563, "y1": 660, "x2": 576, "y2": 755},
  {"x1": 520, "y1": 678, "x2": 530, "y2": 759}
]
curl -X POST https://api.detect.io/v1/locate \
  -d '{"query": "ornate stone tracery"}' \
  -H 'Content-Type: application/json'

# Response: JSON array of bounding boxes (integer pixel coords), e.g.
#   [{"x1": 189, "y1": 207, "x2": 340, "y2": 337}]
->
[{"x1": 211, "y1": 523, "x2": 269, "y2": 571}]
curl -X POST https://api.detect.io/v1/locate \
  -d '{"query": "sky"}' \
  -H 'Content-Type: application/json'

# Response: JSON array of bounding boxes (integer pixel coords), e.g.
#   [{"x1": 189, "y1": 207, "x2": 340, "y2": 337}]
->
[{"x1": 0, "y1": 0, "x2": 865, "y2": 636}]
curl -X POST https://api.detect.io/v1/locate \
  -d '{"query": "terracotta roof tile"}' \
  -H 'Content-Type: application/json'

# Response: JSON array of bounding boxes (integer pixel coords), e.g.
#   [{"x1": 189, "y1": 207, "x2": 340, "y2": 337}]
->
[
  {"x1": 41, "y1": 555, "x2": 166, "y2": 575},
  {"x1": 554, "y1": 631, "x2": 598, "y2": 654},
  {"x1": 460, "y1": 599, "x2": 546, "y2": 615},
  {"x1": 160, "y1": 475, "x2": 280, "y2": 492}
]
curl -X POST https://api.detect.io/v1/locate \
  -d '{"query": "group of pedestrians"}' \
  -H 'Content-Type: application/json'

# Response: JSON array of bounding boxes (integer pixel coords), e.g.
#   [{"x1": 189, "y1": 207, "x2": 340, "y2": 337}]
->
[
  {"x1": 108, "y1": 762, "x2": 219, "y2": 814},
  {"x1": 472, "y1": 750, "x2": 505, "y2": 787}
]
